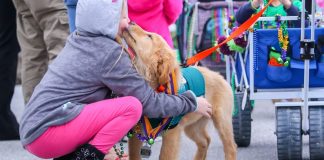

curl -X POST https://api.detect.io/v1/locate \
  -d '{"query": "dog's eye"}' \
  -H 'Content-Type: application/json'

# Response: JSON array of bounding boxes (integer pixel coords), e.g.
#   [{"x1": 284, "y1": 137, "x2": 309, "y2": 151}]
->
[{"x1": 147, "y1": 34, "x2": 153, "y2": 39}]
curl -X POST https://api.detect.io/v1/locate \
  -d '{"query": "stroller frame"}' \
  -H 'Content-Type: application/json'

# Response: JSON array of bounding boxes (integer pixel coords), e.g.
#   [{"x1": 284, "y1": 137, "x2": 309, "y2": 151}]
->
[{"x1": 229, "y1": 0, "x2": 324, "y2": 159}]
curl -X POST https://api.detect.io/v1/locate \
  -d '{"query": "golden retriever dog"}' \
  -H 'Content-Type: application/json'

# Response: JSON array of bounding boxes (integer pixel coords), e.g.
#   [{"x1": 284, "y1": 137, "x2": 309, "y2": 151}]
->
[{"x1": 121, "y1": 23, "x2": 237, "y2": 160}]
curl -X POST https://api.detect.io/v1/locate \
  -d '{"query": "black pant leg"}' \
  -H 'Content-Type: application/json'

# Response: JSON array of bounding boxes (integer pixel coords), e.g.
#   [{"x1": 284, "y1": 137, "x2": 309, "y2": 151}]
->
[{"x1": 0, "y1": 0, "x2": 20, "y2": 140}]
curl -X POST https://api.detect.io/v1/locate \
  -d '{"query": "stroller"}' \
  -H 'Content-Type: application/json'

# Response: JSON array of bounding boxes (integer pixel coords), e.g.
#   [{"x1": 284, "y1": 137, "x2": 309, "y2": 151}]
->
[
  {"x1": 227, "y1": 1, "x2": 324, "y2": 160},
  {"x1": 176, "y1": 0, "x2": 246, "y2": 78},
  {"x1": 177, "y1": 0, "x2": 324, "y2": 160}
]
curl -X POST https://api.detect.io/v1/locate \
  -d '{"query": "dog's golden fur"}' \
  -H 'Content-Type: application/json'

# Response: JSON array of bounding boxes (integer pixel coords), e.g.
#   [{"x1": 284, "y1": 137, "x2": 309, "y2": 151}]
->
[{"x1": 122, "y1": 24, "x2": 237, "y2": 160}]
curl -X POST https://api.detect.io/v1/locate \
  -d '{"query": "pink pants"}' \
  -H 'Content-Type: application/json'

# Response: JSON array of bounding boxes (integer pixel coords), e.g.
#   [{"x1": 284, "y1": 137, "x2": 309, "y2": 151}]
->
[{"x1": 26, "y1": 96, "x2": 142, "y2": 159}]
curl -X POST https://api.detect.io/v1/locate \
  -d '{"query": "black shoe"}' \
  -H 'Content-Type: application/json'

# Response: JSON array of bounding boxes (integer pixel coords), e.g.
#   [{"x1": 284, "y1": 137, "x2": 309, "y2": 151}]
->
[
  {"x1": 53, "y1": 144, "x2": 105, "y2": 160},
  {"x1": 53, "y1": 152, "x2": 74, "y2": 160}
]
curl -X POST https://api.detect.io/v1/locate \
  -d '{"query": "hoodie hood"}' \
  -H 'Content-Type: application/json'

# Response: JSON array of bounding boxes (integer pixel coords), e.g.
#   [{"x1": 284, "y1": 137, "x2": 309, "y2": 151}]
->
[{"x1": 75, "y1": 0, "x2": 123, "y2": 39}]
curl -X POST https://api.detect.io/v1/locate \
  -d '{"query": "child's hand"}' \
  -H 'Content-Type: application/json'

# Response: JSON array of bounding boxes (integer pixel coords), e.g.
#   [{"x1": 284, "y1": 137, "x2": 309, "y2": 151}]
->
[
  {"x1": 195, "y1": 97, "x2": 212, "y2": 118},
  {"x1": 252, "y1": 0, "x2": 263, "y2": 9},
  {"x1": 279, "y1": 0, "x2": 292, "y2": 9}
]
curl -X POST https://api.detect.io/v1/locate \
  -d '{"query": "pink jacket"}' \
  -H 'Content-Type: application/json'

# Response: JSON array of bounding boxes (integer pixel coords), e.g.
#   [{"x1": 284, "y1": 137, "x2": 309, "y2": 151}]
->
[
  {"x1": 317, "y1": 0, "x2": 324, "y2": 10},
  {"x1": 128, "y1": 0, "x2": 183, "y2": 48}
]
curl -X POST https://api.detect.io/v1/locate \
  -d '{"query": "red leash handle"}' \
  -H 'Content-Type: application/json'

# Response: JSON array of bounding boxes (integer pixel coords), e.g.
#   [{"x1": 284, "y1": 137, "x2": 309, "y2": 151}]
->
[{"x1": 184, "y1": 0, "x2": 274, "y2": 66}]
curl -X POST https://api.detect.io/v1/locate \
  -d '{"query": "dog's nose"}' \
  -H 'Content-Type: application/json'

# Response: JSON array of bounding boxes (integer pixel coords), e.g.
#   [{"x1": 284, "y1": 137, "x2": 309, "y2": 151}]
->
[{"x1": 129, "y1": 21, "x2": 136, "y2": 25}]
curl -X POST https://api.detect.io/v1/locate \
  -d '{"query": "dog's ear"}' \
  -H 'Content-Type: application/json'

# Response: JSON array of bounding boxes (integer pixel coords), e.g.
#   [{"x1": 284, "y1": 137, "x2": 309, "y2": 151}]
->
[
  {"x1": 154, "y1": 49, "x2": 172, "y2": 85},
  {"x1": 157, "y1": 56, "x2": 171, "y2": 85}
]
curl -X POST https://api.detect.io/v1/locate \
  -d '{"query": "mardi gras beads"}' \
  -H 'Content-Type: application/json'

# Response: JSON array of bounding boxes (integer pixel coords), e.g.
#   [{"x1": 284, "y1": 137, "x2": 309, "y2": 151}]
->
[
  {"x1": 113, "y1": 142, "x2": 125, "y2": 159},
  {"x1": 276, "y1": 15, "x2": 289, "y2": 63}
]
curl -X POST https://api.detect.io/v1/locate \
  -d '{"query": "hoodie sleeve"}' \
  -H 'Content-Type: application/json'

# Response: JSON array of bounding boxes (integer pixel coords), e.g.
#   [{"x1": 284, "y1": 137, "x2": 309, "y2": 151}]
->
[
  {"x1": 163, "y1": 0, "x2": 183, "y2": 25},
  {"x1": 235, "y1": 2, "x2": 257, "y2": 25},
  {"x1": 99, "y1": 44, "x2": 197, "y2": 118}
]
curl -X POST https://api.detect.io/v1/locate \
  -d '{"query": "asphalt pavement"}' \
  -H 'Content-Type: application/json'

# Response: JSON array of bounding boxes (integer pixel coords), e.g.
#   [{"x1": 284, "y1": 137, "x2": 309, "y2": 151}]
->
[{"x1": 0, "y1": 85, "x2": 311, "y2": 160}]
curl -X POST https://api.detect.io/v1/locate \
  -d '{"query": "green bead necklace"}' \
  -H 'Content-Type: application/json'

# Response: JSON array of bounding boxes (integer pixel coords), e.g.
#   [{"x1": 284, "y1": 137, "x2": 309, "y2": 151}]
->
[{"x1": 113, "y1": 142, "x2": 125, "y2": 159}]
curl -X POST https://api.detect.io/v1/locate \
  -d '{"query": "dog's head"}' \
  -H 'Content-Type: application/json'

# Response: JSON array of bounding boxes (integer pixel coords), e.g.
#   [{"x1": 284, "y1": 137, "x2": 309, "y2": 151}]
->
[{"x1": 122, "y1": 23, "x2": 180, "y2": 88}]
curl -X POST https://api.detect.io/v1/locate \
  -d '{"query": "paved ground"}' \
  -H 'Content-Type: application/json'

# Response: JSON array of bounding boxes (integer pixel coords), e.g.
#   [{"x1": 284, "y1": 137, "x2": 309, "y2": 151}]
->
[{"x1": 0, "y1": 85, "x2": 312, "y2": 160}]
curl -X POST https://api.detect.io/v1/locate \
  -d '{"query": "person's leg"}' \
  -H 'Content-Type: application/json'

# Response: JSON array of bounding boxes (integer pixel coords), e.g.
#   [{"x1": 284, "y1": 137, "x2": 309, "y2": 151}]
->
[
  {"x1": 26, "y1": 96, "x2": 142, "y2": 159},
  {"x1": 12, "y1": 0, "x2": 48, "y2": 103},
  {"x1": 24, "y1": 0, "x2": 69, "y2": 62},
  {"x1": 0, "y1": 0, "x2": 20, "y2": 140}
]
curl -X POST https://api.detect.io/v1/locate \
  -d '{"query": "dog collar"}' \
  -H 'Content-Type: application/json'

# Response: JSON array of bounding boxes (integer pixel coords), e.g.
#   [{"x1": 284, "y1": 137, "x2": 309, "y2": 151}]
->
[{"x1": 134, "y1": 70, "x2": 180, "y2": 145}]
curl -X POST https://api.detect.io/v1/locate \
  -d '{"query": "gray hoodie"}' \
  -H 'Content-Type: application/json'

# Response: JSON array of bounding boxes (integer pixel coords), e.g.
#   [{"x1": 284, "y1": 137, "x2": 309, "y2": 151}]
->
[{"x1": 19, "y1": 0, "x2": 197, "y2": 146}]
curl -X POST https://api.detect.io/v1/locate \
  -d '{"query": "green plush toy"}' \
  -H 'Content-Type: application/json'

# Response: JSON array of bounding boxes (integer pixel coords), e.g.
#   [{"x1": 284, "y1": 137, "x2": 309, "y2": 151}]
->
[{"x1": 269, "y1": 47, "x2": 290, "y2": 67}]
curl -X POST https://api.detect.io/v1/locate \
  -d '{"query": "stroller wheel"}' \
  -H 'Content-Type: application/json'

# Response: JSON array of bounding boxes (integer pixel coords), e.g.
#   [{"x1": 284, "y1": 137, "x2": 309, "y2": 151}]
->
[
  {"x1": 309, "y1": 106, "x2": 324, "y2": 160},
  {"x1": 232, "y1": 92, "x2": 252, "y2": 147},
  {"x1": 276, "y1": 106, "x2": 302, "y2": 160}
]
